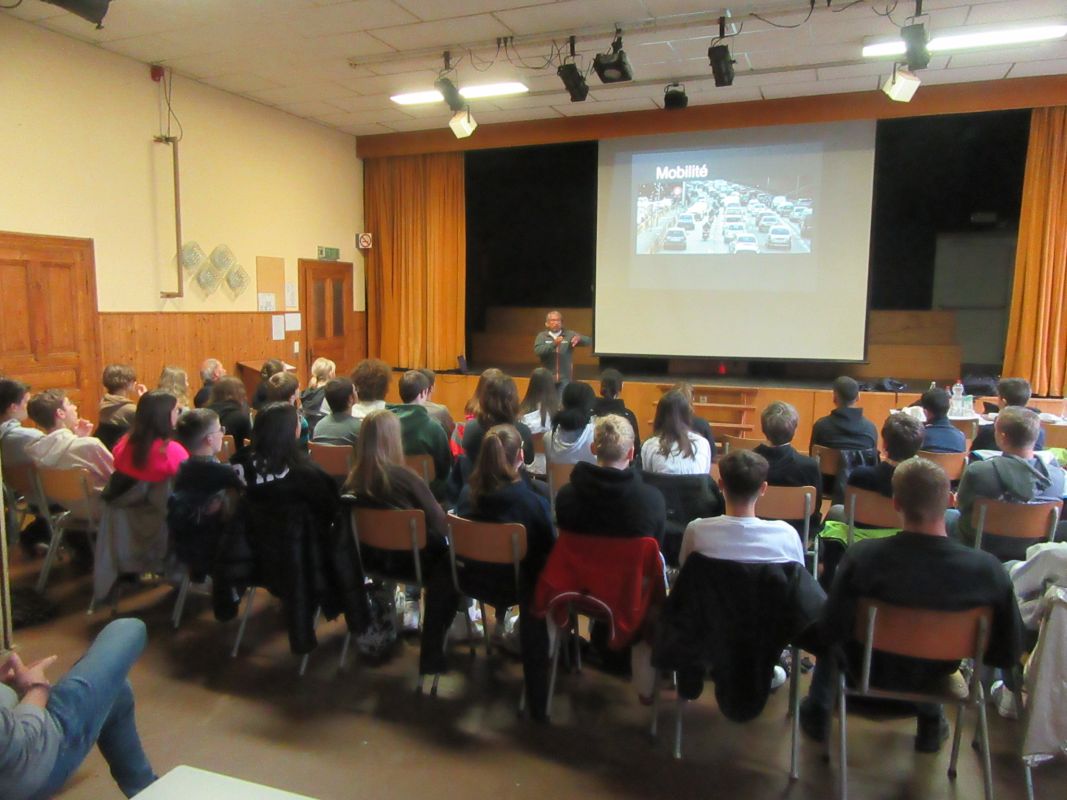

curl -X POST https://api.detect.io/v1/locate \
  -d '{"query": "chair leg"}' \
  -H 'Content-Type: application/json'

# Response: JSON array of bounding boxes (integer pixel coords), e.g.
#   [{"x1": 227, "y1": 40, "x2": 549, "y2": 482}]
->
[
  {"x1": 35, "y1": 526, "x2": 65, "y2": 593},
  {"x1": 571, "y1": 611, "x2": 582, "y2": 674},
  {"x1": 837, "y1": 675, "x2": 848, "y2": 800},
  {"x1": 649, "y1": 680, "x2": 660, "y2": 739},
  {"x1": 948, "y1": 702, "x2": 965, "y2": 779},
  {"x1": 976, "y1": 688, "x2": 994, "y2": 800},
  {"x1": 171, "y1": 571, "x2": 191, "y2": 630},
  {"x1": 789, "y1": 647, "x2": 801, "y2": 781},
  {"x1": 673, "y1": 697, "x2": 684, "y2": 760},
  {"x1": 298, "y1": 607, "x2": 321, "y2": 677},
  {"x1": 1024, "y1": 762, "x2": 1035, "y2": 800},
  {"x1": 338, "y1": 632, "x2": 351, "y2": 671},
  {"x1": 545, "y1": 625, "x2": 562, "y2": 721},
  {"x1": 231, "y1": 587, "x2": 257, "y2": 658},
  {"x1": 478, "y1": 600, "x2": 491, "y2": 657},
  {"x1": 464, "y1": 608, "x2": 476, "y2": 658}
]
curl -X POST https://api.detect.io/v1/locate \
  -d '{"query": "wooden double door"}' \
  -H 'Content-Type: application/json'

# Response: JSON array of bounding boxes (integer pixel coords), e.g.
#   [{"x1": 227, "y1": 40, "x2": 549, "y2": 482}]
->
[{"x1": 0, "y1": 232, "x2": 100, "y2": 413}]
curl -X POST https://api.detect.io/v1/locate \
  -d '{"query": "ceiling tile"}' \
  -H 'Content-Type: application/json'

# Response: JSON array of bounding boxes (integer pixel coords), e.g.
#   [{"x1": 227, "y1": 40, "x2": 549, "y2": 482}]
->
[
  {"x1": 203, "y1": 74, "x2": 286, "y2": 94},
  {"x1": 380, "y1": 116, "x2": 454, "y2": 132},
  {"x1": 100, "y1": 35, "x2": 204, "y2": 64},
  {"x1": 245, "y1": 82, "x2": 359, "y2": 105},
  {"x1": 468, "y1": 106, "x2": 563, "y2": 124},
  {"x1": 2, "y1": 1, "x2": 67, "y2": 21},
  {"x1": 369, "y1": 14, "x2": 513, "y2": 50},
  {"x1": 554, "y1": 96, "x2": 658, "y2": 116},
  {"x1": 339, "y1": 122, "x2": 394, "y2": 135},
  {"x1": 760, "y1": 75, "x2": 880, "y2": 100},
  {"x1": 289, "y1": 1, "x2": 419, "y2": 37},
  {"x1": 966, "y1": 0, "x2": 1067, "y2": 25},
  {"x1": 945, "y1": 40, "x2": 1067, "y2": 69},
  {"x1": 1008, "y1": 56, "x2": 1067, "y2": 77},
  {"x1": 275, "y1": 98, "x2": 352, "y2": 117},
  {"x1": 325, "y1": 93, "x2": 400, "y2": 112},
  {"x1": 491, "y1": 91, "x2": 583, "y2": 109},
  {"x1": 919, "y1": 63, "x2": 1013, "y2": 84},
  {"x1": 816, "y1": 61, "x2": 893, "y2": 81},
  {"x1": 393, "y1": 0, "x2": 549, "y2": 22},
  {"x1": 733, "y1": 68, "x2": 819, "y2": 88},
  {"x1": 35, "y1": 0, "x2": 202, "y2": 42},
  {"x1": 335, "y1": 69, "x2": 441, "y2": 95},
  {"x1": 494, "y1": 0, "x2": 651, "y2": 36},
  {"x1": 684, "y1": 85, "x2": 764, "y2": 105}
]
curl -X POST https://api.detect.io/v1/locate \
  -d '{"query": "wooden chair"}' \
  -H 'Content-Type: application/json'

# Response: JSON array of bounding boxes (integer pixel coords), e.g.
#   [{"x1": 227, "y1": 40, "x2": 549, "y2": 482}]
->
[
  {"x1": 722, "y1": 434, "x2": 764, "y2": 455},
  {"x1": 917, "y1": 450, "x2": 968, "y2": 482},
  {"x1": 547, "y1": 461, "x2": 576, "y2": 520},
  {"x1": 35, "y1": 466, "x2": 97, "y2": 593},
  {"x1": 950, "y1": 417, "x2": 979, "y2": 441},
  {"x1": 1041, "y1": 423, "x2": 1067, "y2": 450},
  {"x1": 219, "y1": 434, "x2": 236, "y2": 462},
  {"x1": 971, "y1": 498, "x2": 1061, "y2": 558},
  {"x1": 446, "y1": 513, "x2": 528, "y2": 661},
  {"x1": 756, "y1": 484, "x2": 819, "y2": 575},
  {"x1": 308, "y1": 441, "x2": 351, "y2": 479},
  {"x1": 404, "y1": 453, "x2": 434, "y2": 484},
  {"x1": 843, "y1": 487, "x2": 899, "y2": 547},
  {"x1": 833, "y1": 600, "x2": 994, "y2": 800},
  {"x1": 1, "y1": 460, "x2": 47, "y2": 540},
  {"x1": 810, "y1": 444, "x2": 842, "y2": 483}
]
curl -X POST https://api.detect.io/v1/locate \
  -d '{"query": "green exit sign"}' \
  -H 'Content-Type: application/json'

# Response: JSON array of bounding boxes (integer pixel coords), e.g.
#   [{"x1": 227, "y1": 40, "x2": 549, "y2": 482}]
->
[{"x1": 317, "y1": 246, "x2": 340, "y2": 261}]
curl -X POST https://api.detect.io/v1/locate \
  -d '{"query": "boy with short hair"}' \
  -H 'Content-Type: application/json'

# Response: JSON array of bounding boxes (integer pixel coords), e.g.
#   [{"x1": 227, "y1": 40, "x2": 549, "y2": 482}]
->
[
  {"x1": 98, "y1": 364, "x2": 145, "y2": 428},
  {"x1": 0, "y1": 378, "x2": 43, "y2": 466},
  {"x1": 311, "y1": 379, "x2": 361, "y2": 446}
]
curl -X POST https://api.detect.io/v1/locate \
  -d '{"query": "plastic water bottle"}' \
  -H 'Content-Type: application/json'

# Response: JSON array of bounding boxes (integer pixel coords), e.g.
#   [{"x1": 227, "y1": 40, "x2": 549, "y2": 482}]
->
[{"x1": 951, "y1": 379, "x2": 964, "y2": 416}]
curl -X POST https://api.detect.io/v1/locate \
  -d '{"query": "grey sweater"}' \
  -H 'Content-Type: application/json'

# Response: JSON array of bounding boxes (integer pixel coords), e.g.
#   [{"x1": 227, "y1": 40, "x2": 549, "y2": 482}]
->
[
  {"x1": 956, "y1": 453, "x2": 1066, "y2": 543},
  {"x1": 534, "y1": 329, "x2": 591, "y2": 384},
  {"x1": 0, "y1": 683, "x2": 61, "y2": 800}
]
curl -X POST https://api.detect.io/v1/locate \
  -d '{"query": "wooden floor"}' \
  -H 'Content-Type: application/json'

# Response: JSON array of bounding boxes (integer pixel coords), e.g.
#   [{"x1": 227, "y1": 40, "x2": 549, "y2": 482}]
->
[{"x1": 9, "y1": 552, "x2": 1066, "y2": 800}]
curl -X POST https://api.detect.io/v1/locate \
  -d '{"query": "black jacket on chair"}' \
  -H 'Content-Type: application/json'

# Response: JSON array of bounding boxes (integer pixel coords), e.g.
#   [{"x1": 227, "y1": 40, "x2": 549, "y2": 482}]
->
[
  {"x1": 638, "y1": 471, "x2": 724, "y2": 566},
  {"x1": 653, "y1": 555, "x2": 825, "y2": 723}
]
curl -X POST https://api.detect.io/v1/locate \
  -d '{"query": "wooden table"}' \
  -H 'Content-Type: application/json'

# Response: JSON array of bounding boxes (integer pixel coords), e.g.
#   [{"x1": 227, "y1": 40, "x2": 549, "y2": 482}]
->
[{"x1": 135, "y1": 766, "x2": 318, "y2": 799}]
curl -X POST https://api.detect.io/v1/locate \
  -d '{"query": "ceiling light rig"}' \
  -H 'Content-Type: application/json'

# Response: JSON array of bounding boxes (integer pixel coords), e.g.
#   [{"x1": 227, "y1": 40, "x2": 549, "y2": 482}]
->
[
  {"x1": 557, "y1": 36, "x2": 589, "y2": 102},
  {"x1": 708, "y1": 16, "x2": 736, "y2": 87},
  {"x1": 663, "y1": 83, "x2": 688, "y2": 110},
  {"x1": 592, "y1": 29, "x2": 633, "y2": 84}
]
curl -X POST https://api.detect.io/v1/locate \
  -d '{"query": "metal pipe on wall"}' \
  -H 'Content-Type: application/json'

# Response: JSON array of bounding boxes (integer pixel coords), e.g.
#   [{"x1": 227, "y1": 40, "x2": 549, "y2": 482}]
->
[{"x1": 156, "y1": 135, "x2": 184, "y2": 299}]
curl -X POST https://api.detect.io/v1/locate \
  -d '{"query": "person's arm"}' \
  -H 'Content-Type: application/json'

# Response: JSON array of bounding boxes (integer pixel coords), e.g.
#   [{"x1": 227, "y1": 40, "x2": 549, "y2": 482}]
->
[
  {"x1": 517, "y1": 422, "x2": 535, "y2": 465},
  {"x1": 955, "y1": 468, "x2": 976, "y2": 537},
  {"x1": 533, "y1": 332, "x2": 557, "y2": 358},
  {"x1": 985, "y1": 571, "x2": 1024, "y2": 669},
  {"x1": 820, "y1": 550, "x2": 860, "y2": 647},
  {"x1": 694, "y1": 434, "x2": 712, "y2": 474},
  {"x1": 568, "y1": 330, "x2": 591, "y2": 348},
  {"x1": 407, "y1": 471, "x2": 448, "y2": 542}
]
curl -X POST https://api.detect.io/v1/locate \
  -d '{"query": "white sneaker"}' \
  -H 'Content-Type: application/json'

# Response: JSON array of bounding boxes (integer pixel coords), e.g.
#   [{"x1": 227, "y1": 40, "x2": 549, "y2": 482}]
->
[
  {"x1": 447, "y1": 610, "x2": 484, "y2": 643},
  {"x1": 769, "y1": 665, "x2": 787, "y2": 692},
  {"x1": 990, "y1": 680, "x2": 1018, "y2": 719}
]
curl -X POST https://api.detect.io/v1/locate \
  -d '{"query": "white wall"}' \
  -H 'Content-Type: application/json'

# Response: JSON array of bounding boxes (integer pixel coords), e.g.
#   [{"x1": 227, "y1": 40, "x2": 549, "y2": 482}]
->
[{"x1": 0, "y1": 15, "x2": 364, "y2": 312}]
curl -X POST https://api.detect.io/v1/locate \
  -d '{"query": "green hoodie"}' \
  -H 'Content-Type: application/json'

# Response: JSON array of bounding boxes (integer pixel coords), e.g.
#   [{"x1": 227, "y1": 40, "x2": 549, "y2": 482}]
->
[{"x1": 387, "y1": 403, "x2": 452, "y2": 497}]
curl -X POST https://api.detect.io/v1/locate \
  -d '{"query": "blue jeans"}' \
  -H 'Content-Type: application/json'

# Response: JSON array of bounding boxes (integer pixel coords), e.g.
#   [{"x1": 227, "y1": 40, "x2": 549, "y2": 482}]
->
[{"x1": 32, "y1": 619, "x2": 157, "y2": 799}]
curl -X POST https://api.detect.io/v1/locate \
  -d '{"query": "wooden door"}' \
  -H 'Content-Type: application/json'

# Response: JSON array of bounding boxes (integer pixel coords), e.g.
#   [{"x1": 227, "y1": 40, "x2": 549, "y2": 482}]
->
[
  {"x1": 299, "y1": 259, "x2": 354, "y2": 378},
  {"x1": 0, "y1": 232, "x2": 101, "y2": 414}
]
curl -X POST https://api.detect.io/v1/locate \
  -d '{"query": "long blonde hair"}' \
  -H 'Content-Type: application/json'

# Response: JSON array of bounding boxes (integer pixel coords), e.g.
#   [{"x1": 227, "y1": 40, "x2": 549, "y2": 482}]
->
[
  {"x1": 343, "y1": 409, "x2": 405, "y2": 501},
  {"x1": 158, "y1": 365, "x2": 190, "y2": 408},
  {"x1": 308, "y1": 357, "x2": 336, "y2": 390}
]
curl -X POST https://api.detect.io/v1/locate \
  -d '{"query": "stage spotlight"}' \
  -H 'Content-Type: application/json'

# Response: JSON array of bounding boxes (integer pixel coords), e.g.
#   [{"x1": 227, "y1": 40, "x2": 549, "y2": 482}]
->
[
  {"x1": 434, "y1": 77, "x2": 465, "y2": 113},
  {"x1": 42, "y1": 0, "x2": 111, "y2": 26},
  {"x1": 557, "y1": 63, "x2": 589, "y2": 102},
  {"x1": 882, "y1": 64, "x2": 921, "y2": 102},
  {"x1": 449, "y1": 107, "x2": 477, "y2": 139},
  {"x1": 593, "y1": 31, "x2": 633, "y2": 83},
  {"x1": 708, "y1": 44, "x2": 735, "y2": 87},
  {"x1": 901, "y1": 23, "x2": 930, "y2": 70},
  {"x1": 663, "y1": 83, "x2": 688, "y2": 110}
]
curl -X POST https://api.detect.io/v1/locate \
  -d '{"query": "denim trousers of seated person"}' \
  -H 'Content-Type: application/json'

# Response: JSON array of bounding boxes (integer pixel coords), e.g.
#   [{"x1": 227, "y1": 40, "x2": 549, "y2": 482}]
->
[{"x1": 31, "y1": 618, "x2": 157, "y2": 800}]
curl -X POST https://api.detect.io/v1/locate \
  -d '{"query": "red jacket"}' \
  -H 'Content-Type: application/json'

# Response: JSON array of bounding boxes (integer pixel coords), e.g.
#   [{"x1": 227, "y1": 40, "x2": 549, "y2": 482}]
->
[{"x1": 533, "y1": 530, "x2": 666, "y2": 649}]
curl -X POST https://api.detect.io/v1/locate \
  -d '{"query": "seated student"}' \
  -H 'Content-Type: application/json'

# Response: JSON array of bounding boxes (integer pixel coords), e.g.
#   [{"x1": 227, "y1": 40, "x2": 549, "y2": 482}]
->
[
  {"x1": 454, "y1": 424, "x2": 555, "y2": 717},
  {"x1": 169, "y1": 408, "x2": 243, "y2": 581},
  {"x1": 97, "y1": 364, "x2": 145, "y2": 448},
  {"x1": 157, "y1": 365, "x2": 191, "y2": 411},
  {"x1": 452, "y1": 368, "x2": 503, "y2": 458},
  {"x1": 919, "y1": 387, "x2": 966, "y2": 453},
  {"x1": 112, "y1": 391, "x2": 188, "y2": 484},
  {"x1": 251, "y1": 359, "x2": 285, "y2": 411},
  {"x1": 591, "y1": 368, "x2": 641, "y2": 445},
  {"x1": 351, "y1": 358, "x2": 391, "y2": 422},
  {"x1": 754, "y1": 401, "x2": 822, "y2": 535},
  {"x1": 681, "y1": 449, "x2": 805, "y2": 567},
  {"x1": 672, "y1": 382, "x2": 716, "y2": 459},
  {"x1": 971, "y1": 377, "x2": 1046, "y2": 452},
  {"x1": 388, "y1": 370, "x2": 452, "y2": 497},
  {"x1": 952, "y1": 407, "x2": 1066, "y2": 557},
  {"x1": 0, "y1": 618, "x2": 157, "y2": 800},
  {"x1": 544, "y1": 381, "x2": 597, "y2": 467},
  {"x1": 462, "y1": 372, "x2": 535, "y2": 468},
  {"x1": 811, "y1": 376, "x2": 878, "y2": 451},
  {"x1": 518, "y1": 367, "x2": 559, "y2": 475},
  {"x1": 300, "y1": 357, "x2": 336, "y2": 416},
  {"x1": 207, "y1": 377, "x2": 253, "y2": 452},
  {"x1": 800, "y1": 457, "x2": 1023, "y2": 752},
  {"x1": 311, "y1": 378, "x2": 361, "y2": 446},
  {"x1": 193, "y1": 357, "x2": 225, "y2": 408},
  {"x1": 0, "y1": 378, "x2": 43, "y2": 466},
  {"x1": 640, "y1": 390, "x2": 712, "y2": 475},
  {"x1": 417, "y1": 368, "x2": 455, "y2": 437},
  {"x1": 26, "y1": 389, "x2": 114, "y2": 501},
  {"x1": 556, "y1": 414, "x2": 666, "y2": 543},
  {"x1": 264, "y1": 371, "x2": 308, "y2": 450}
]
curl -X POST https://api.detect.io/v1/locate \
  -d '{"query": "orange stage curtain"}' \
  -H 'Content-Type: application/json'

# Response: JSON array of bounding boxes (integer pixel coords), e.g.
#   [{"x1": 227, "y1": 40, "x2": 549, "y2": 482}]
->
[
  {"x1": 364, "y1": 152, "x2": 466, "y2": 371},
  {"x1": 1003, "y1": 106, "x2": 1067, "y2": 397}
]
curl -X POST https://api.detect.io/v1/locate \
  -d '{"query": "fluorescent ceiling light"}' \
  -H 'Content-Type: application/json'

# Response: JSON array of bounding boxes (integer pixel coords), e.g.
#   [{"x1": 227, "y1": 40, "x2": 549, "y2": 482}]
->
[
  {"x1": 459, "y1": 82, "x2": 528, "y2": 99},
  {"x1": 391, "y1": 82, "x2": 527, "y2": 106},
  {"x1": 863, "y1": 23, "x2": 1067, "y2": 58},
  {"x1": 391, "y1": 89, "x2": 443, "y2": 105}
]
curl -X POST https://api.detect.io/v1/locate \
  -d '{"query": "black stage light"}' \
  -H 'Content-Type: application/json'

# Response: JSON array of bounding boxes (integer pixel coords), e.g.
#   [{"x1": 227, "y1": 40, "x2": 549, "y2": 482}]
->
[
  {"x1": 593, "y1": 32, "x2": 633, "y2": 83},
  {"x1": 434, "y1": 76, "x2": 465, "y2": 112},
  {"x1": 42, "y1": 0, "x2": 111, "y2": 26},
  {"x1": 901, "y1": 23, "x2": 930, "y2": 70},
  {"x1": 664, "y1": 83, "x2": 688, "y2": 110},
  {"x1": 708, "y1": 44, "x2": 735, "y2": 87},
  {"x1": 557, "y1": 63, "x2": 589, "y2": 102}
]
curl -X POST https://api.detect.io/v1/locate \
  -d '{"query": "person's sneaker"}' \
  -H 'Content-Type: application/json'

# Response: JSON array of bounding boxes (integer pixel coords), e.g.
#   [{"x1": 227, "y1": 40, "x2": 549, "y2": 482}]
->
[
  {"x1": 915, "y1": 714, "x2": 950, "y2": 753},
  {"x1": 401, "y1": 603, "x2": 421, "y2": 633},
  {"x1": 799, "y1": 696, "x2": 830, "y2": 743},
  {"x1": 990, "y1": 680, "x2": 1019, "y2": 719},
  {"x1": 769, "y1": 665, "x2": 788, "y2": 692}
]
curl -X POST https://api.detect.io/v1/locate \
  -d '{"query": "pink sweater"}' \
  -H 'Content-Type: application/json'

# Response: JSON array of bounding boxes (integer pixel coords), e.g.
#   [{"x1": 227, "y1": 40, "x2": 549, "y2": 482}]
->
[{"x1": 113, "y1": 435, "x2": 188, "y2": 482}]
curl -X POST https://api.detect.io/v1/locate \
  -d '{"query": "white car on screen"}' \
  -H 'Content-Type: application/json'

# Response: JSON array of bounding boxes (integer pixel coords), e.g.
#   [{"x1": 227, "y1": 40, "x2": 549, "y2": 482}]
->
[
  {"x1": 790, "y1": 206, "x2": 812, "y2": 222},
  {"x1": 663, "y1": 227, "x2": 688, "y2": 250},
  {"x1": 767, "y1": 225, "x2": 793, "y2": 250},
  {"x1": 757, "y1": 214, "x2": 781, "y2": 232},
  {"x1": 731, "y1": 234, "x2": 759, "y2": 254},
  {"x1": 723, "y1": 214, "x2": 745, "y2": 228},
  {"x1": 723, "y1": 222, "x2": 747, "y2": 242}
]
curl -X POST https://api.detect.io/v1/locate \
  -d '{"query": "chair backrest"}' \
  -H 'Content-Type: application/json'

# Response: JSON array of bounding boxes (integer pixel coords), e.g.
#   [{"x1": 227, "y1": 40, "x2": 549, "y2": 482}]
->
[
  {"x1": 404, "y1": 453, "x2": 434, "y2": 483},
  {"x1": 722, "y1": 434, "x2": 763, "y2": 456},
  {"x1": 447, "y1": 513, "x2": 528, "y2": 564},
  {"x1": 1042, "y1": 423, "x2": 1067, "y2": 450},
  {"x1": 854, "y1": 599, "x2": 990, "y2": 676},
  {"x1": 971, "y1": 497, "x2": 1062, "y2": 550},
  {"x1": 36, "y1": 466, "x2": 92, "y2": 512},
  {"x1": 950, "y1": 417, "x2": 979, "y2": 441},
  {"x1": 547, "y1": 461, "x2": 576, "y2": 499},
  {"x1": 844, "y1": 486, "x2": 900, "y2": 542},
  {"x1": 1, "y1": 461, "x2": 39, "y2": 499},
  {"x1": 810, "y1": 444, "x2": 841, "y2": 478},
  {"x1": 308, "y1": 442, "x2": 352, "y2": 478},
  {"x1": 219, "y1": 434, "x2": 236, "y2": 462},
  {"x1": 756, "y1": 485, "x2": 816, "y2": 548},
  {"x1": 351, "y1": 507, "x2": 427, "y2": 552},
  {"x1": 917, "y1": 450, "x2": 968, "y2": 481}
]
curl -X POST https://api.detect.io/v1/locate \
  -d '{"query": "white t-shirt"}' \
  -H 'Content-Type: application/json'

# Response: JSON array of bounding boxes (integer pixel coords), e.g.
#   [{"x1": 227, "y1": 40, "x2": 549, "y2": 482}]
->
[
  {"x1": 680, "y1": 515, "x2": 805, "y2": 566},
  {"x1": 640, "y1": 432, "x2": 711, "y2": 475}
]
